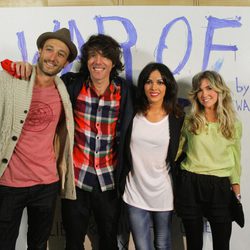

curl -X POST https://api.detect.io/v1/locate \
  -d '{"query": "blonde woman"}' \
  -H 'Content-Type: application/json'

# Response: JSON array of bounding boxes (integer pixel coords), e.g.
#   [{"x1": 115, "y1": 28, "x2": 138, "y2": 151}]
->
[{"x1": 175, "y1": 71, "x2": 242, "y2": 250}]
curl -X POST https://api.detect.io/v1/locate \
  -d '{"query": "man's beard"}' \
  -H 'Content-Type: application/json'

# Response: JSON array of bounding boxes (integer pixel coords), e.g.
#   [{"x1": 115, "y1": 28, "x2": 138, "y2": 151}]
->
[{"x1": 37, "y1": 59, "x2": 63, "y2": 76}]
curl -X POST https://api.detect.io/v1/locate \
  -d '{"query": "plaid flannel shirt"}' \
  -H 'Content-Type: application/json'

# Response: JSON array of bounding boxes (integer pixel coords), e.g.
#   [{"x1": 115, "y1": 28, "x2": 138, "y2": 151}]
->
[{"x1": 73, "y1": 80, "x2": 121, "y2": 192}]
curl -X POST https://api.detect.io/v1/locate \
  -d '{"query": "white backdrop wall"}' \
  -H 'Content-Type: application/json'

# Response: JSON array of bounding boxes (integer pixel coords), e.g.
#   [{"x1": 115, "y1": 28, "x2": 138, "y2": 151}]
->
[{"x1": 0, "y1": 6, "x2": 249, "y2": 250}]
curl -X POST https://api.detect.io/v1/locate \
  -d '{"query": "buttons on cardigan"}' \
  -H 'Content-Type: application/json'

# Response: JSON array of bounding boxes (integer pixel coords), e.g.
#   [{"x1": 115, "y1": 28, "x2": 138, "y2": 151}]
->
[
  {"x1": 2, "y1": 158, "x2": 8, "y2": 164},
  {"x1": 20, "y1": 120, "x2": 24, "y2": 124},
  {"x1": 12, "y1": 136, "x2": 18, "y2": 141},
  {"x1": 24, "y1": 110, "x2": 28, "y2": 114}
]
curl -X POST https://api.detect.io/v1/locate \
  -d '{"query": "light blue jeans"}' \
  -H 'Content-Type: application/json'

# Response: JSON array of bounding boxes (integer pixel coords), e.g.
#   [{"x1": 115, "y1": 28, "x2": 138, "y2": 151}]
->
[{"x1": 126, "y1": 203, "x2": 173, "y2": 250}]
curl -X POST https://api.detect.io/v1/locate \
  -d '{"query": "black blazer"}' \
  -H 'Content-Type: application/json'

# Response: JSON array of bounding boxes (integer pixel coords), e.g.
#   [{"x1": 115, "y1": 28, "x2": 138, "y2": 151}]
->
[
  {"x1": 119, "y1": 112, "x2": 185, "y2": 195},
  {"x1": 60, "y1": 72, "x2": 136, "y2": 196}
]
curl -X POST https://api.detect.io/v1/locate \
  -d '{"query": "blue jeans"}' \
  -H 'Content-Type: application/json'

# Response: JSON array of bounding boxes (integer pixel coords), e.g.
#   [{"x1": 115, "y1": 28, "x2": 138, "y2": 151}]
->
[
  {"x1": 0, "y1": 182, "x2": 59, "y2": 250},
  {"x1": 126, "y1": 203, "x2": 173, "y2": 250}
]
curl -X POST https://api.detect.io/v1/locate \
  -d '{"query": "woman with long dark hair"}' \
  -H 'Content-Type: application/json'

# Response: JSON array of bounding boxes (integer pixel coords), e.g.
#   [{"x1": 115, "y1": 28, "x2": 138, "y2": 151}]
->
[{"x1": 121, "y1": 62, "x2": 184, "y2": 249}]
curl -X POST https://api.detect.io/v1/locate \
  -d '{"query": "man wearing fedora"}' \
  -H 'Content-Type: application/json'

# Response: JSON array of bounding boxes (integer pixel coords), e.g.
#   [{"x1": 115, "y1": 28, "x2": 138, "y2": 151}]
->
[
  {"x1": 6, "y1": 32, "x2": 134, "y2": 250},
  {"x1": 0, "y1": 28, "x2": 77, "y2": 250}
]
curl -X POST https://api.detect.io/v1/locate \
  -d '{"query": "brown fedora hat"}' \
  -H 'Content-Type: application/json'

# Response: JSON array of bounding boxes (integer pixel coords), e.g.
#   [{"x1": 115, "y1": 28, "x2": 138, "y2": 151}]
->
[{"x1": 37, "y1": 28, "x2": 77, "y2": 62}]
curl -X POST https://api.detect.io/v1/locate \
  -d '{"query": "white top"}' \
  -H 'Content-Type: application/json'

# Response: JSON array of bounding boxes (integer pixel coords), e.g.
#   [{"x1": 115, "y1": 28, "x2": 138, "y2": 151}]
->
[{"x1": 123, "y1": 114, "x2": 173, "y2": 211}]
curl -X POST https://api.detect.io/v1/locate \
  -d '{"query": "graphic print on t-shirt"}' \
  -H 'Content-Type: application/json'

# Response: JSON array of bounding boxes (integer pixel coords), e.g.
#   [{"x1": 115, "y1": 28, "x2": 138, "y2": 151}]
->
[{"x1": 23, "y1": 101, "x2": 54, "y2": 132}]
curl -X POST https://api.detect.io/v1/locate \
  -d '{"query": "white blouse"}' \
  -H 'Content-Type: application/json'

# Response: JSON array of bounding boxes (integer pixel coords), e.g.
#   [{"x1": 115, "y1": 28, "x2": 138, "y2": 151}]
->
[{"x1": 123, "y1": 114, "x2": 173, "y2": 211}]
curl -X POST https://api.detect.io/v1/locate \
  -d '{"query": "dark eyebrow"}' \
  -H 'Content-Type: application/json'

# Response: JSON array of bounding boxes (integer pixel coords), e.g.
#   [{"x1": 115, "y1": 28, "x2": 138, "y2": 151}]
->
[{"x1": 44, "y1": 44, "x2": 68, "y2": 56}]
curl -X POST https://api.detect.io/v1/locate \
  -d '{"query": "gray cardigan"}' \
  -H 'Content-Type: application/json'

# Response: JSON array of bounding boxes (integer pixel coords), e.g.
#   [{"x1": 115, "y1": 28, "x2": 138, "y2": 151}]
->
[{"x1": 0, "y1": 68, "x2": 76, "y2": 200}]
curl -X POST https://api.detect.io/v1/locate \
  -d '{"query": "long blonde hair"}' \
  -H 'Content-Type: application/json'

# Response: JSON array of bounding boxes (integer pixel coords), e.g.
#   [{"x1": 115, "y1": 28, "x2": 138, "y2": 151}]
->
[{"x1": 187, "y1": 70, "x2": 237, "y2": 139}]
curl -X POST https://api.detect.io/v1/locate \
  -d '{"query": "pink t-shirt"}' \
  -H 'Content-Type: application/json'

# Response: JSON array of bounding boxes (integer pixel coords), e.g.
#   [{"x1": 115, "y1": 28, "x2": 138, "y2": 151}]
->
[{"x1": 0, "y1": 84, "x2": 62, "y2": 187}]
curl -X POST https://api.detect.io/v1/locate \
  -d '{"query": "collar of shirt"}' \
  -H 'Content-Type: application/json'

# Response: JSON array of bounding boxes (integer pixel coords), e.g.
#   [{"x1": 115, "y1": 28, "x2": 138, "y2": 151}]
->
[{"x1": 86, "y1": 78, "x2": 121, "y2": 98}]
